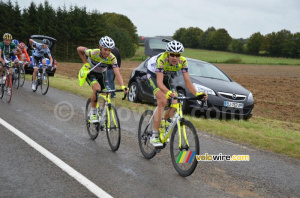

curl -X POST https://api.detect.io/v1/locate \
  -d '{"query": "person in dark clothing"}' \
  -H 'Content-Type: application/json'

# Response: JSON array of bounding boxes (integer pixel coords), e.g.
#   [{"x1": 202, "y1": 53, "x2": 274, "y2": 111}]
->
[{"x1": 107, "y1": 47, "x2": 121, "y2": 98}]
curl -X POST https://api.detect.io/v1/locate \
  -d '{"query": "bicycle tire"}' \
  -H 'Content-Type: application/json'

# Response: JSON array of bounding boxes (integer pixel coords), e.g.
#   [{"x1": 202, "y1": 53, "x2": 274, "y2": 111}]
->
[
  {"x1": 138, "y1": 110, "x2": 156, "y2": 159},
  {"x1": 19, "y1": 67, "x2": 25, "y2": 87},
  {"x1": 0, "y1": 82, "x2": 4, "y2": 99},
  {"x1": 170, "y1": 119, "x2": 199, "y2": 177},
  {"x1": 13, "y1": 68, "x2": 20, "y2": 89},
  {"x1": 5, "y1": 76, "x2": 12, "y2": 103},
  {"x1": 85, "y1": 98, "x2": 100, "y2": 140},
  {"x1": 41, "y1": 72, "x2": 49, "y2": 95},
  {"x1": 106, "y1": 105, "x2": 121, "y2": 151}
]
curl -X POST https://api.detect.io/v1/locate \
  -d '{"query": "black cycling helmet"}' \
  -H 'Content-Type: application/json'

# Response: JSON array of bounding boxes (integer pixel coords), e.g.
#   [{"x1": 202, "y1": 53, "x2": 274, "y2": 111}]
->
[{"x1": 42, "y1": 39, "x2": 51, "y2": 45}]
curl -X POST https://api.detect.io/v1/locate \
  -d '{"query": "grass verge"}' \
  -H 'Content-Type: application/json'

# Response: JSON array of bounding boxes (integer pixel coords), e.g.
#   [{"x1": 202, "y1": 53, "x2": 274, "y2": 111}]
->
[{"x1": 41, "y1": 74, "x2": 300, "y2": 158}]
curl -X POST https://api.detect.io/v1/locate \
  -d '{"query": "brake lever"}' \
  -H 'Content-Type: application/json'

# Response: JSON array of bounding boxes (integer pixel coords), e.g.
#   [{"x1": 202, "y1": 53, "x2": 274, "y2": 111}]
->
[{"x1": 122, "y1": 88, "x2": 128, "y2": 100}]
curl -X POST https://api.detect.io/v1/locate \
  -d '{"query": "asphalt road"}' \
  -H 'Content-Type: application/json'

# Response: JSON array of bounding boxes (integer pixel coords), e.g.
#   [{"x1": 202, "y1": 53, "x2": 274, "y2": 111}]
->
[{"x1": 0, "y1": 81, "x2": 299, "y2": 197}]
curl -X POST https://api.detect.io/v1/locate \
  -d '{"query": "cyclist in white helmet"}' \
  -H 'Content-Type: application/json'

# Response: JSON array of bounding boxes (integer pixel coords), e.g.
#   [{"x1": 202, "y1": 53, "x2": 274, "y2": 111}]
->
[
  {"x1": 147, "y1": 40, "x2": 208, "y2": 147},
  {"x1": 77, "y1": 36, "x2": 128, "y2": 123}
]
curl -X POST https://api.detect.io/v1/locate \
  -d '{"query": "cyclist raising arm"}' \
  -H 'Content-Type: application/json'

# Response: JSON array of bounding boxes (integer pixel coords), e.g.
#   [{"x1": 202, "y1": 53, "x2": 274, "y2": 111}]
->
[
  {"x1": 77, "y1": 36, "x2": 127, "y2": 123},
  {"x1": 18, "y1": 42, "x2": 31, "y2": 67},
  {"x1": 29, "y1": 38, "x2": 53, "y2": 90},
  {"x1": 147, "y1": 40, "x2": 208, "y2": 147}
]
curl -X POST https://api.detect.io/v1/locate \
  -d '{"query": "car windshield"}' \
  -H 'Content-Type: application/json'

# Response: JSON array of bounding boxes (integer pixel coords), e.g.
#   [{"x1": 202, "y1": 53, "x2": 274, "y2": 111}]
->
[{"x1": 188, "y1": 61, "x2": 230, "y2": 81}]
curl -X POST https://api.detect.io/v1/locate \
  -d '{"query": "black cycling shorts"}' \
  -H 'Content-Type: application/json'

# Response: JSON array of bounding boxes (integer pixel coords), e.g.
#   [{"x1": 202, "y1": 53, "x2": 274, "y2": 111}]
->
[
  {"x1": 146, "y1": 70, "x2": 175, "y2": 95},
  {"x1": 86, "y1": 71, "x2": 107, "y2": 89}
]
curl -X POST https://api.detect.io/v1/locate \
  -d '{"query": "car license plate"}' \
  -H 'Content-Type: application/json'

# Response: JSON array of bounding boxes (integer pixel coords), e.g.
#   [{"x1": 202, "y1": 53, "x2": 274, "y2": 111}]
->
[{"x1": 224, "y1": 101, "x2": 244, "y2": 109}]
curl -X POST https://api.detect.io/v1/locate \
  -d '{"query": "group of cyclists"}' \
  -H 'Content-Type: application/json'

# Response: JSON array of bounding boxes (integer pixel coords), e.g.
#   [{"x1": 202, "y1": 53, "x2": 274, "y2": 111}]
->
[
  {"x1": 0, "y1": 32, "x2": 53, "y2": 94},
  {"x1": 78, "y1": 36, "x2": 208, "y2": 147}
]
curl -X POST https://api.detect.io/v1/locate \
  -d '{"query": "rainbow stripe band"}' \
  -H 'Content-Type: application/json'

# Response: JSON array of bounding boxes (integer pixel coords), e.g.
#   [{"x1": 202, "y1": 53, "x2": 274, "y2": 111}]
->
[{"x1": 176, "y1": 151, "x2": 196, "y2": 163}]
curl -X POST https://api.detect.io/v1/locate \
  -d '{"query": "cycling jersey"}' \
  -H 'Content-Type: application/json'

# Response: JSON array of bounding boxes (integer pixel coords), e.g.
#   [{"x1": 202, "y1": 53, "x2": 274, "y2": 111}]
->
[
  {"x1": 156, "y1": 52, "x2": 188, "y2": 74},
  {"x1": 147, "y1": 52, "x2": 163, "y2": 73},
  {"x1": 32, "y1": 41, "x2": 51, "y2": 58},
  {"x1": 0, "y1": 42, "x2": 17, "y2": 63},
  {"x1": 17, "y1": 48, "x2": 30, "y2": 62}
]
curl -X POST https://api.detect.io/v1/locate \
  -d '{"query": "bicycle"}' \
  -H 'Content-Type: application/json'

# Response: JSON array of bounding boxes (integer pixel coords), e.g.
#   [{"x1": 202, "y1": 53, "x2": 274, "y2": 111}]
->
[
  {"x1": 85, "y1": 89, "x2": 127, "y2": 151},
  {"x1": 32, "y1": 62, "x2": 50, "y2": 95},
  {"x1": 0, "y1": 63, "x2": 13, "y2": 103},
  {"x1": 12, "y1": 61, "x2": 26, "y2": 89},
  {"x1": 138, "y1": 94, "x2": 205, "y2": 177}
]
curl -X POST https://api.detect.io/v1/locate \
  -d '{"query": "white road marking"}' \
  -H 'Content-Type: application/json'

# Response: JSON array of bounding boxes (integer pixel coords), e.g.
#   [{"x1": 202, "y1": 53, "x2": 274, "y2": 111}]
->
[{"x1": 0, "y1": 118, "x2": 112, "y2": 198}]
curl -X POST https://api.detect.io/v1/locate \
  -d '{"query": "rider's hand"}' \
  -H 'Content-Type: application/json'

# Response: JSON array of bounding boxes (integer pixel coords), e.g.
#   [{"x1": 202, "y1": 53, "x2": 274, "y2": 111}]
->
[
  {"x1": 196, "y1": 92, "x2": 208, "y2": 100},
  {"x1": 166, "y1": 90, "x2": 177, "y2": 99},
  {"x1": 121, "y1": 85, "x2": 128, "y2": 93}
]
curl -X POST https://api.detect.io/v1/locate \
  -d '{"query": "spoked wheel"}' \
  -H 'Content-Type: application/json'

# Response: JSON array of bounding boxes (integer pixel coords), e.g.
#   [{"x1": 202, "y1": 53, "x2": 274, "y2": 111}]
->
[
  {"x1": 138, "y1": 110, "x2": 156, "y2": 159},
  {"x1": 85, "y1": 98, "x2": 100, "y2": 140},
  {"x1": 106, "y1": 105, "x2": 121, "y2": 152},
  {"x1": 41, "y1": 72, "x2": 49, "y2": 95},
  {"x1": 170, "y1": 120, "x2": 199, "y2": 177},
  {"x1": 4, "y1": 76, "x2": 13, "y2": 103},
  {"x1": 13, "y1": 69, "x2": 20, "y2": 89},
  {"x1": 19, "y1": 67, "x2": 25, "y2": 87}
]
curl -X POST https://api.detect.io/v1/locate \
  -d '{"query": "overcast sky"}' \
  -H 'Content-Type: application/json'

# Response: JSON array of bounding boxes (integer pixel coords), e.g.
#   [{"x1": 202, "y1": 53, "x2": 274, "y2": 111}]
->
[{"x1": 16, "y1": 0, "x2": 300, "y2": 39}]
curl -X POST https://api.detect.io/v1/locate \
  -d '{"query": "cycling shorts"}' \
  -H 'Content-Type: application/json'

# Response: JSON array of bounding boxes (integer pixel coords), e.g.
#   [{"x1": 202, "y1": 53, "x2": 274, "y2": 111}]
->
[
  {"x1": 86, "y1": 71, "x2": 107, "y2": 89},
  {"x1": 146, "y1": 69, "x2": 175, "y2": 95}
]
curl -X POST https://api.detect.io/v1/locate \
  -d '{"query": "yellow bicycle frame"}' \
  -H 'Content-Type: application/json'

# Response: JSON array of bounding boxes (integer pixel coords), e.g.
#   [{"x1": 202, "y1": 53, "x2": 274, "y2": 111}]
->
[
  {"x1": 160, "y1": 102, "x2": 189, "y2": 149},
  {"x1": 95, "y1": 93, "x2": 118, "y2": 129}
]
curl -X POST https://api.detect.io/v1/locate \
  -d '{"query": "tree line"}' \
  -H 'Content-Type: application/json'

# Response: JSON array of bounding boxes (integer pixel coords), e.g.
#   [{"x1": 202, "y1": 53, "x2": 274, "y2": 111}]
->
[
  {"x1": 0, "y1": 0, "x2": 139, "y2": 62},
  {"x1": 173, "y1": 27, "x2": 300, "y2": 58}
]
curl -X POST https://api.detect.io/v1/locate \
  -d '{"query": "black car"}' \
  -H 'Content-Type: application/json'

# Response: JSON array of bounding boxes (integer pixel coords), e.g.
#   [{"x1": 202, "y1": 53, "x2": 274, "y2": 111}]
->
[
  {"x1": 25, "y1": 35, "x2": 57, "y2": 76},
  {"x1": 127, "y1": 37, "x2": 254, "y2": 119}
]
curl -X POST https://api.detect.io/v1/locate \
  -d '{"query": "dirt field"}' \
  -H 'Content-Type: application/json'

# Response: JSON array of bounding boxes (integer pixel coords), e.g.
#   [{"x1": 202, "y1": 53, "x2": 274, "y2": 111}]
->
[{"x1": 57, "y1": 61, "x2": 300, "y2": 123}]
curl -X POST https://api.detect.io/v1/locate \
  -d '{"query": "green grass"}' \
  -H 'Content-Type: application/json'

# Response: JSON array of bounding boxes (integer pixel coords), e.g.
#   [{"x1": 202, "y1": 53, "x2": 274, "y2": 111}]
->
[
  {"x1": 130, "y1": 46, "x2": 300, "y2": 65},
  {"x1": 44, "y1": 74, "x2": 300, "y2": 158}
]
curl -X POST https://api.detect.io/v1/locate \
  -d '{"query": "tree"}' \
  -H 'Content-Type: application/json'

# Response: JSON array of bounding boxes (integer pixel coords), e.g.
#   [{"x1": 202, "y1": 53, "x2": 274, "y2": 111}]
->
[
  {"x1": 199, "y1": 27, "x2": 216, "y2": 49},
  {"x1": 173, "y1": 28, "x2": 187, "y2": 43},
  {"x1": 230, "y1": 39, "x2": 244, "y2": 53},
  {"x1": 246, "y1": 32, "x2": 264, "y2": 55},
  {"x1": 209, "y1": 28, "x2": 232, "y2": 51}
]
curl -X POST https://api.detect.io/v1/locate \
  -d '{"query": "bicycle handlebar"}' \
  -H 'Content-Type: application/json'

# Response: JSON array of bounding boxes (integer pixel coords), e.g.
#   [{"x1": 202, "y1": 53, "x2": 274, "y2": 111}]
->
[{"x1": 96, "y1": 88, "x2": 128, "y2": 100}]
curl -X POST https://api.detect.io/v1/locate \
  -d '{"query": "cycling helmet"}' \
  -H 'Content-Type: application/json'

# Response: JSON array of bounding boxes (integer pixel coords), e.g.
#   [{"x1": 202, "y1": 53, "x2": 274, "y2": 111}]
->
[
  {"x1": 12, "y1": 39, "x2": 19, "y2": 45},
  {"x1": 3, "y1": 33, "x2": 13, "y2": 41},
  {"x1": 19, "y1": 42, "x2": 26, "y2": 49},
  {"x1": 99, "y1": 36, "x2": 115, "y2": 49},
  {"x1": 166, "y1": 40, "x2": 184, "y2": 53},
  {"x1": 42, "y1": 39, "x2": 51, "y2": 45}
]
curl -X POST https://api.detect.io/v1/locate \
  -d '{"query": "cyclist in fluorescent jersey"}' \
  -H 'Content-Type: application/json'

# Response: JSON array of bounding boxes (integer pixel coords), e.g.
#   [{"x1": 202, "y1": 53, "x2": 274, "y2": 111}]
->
[
  {"x1": 77, "y1": 36, "x2": 128, "y2": 123},
  {"x1": 29, "y1": 38, "x2": 53, "y2": 90},
  {"x1": 147, "y1": 40, "x2": 208, "y2": 147},
  {"x1": 0, "y1": 33, "x2": 22, "y2": 93}
]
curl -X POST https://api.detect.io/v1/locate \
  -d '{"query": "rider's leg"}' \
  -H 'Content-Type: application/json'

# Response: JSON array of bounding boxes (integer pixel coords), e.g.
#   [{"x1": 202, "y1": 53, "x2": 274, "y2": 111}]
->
[
  {"x1": 164, "y1": 99, "x2": 178, "y2": 120},
  {"x1": 153, "y1": 90, "x2": 168, "y2": 132},
  {"x1": 91, "y1": 82, "x2": 101, "y2": 108}
]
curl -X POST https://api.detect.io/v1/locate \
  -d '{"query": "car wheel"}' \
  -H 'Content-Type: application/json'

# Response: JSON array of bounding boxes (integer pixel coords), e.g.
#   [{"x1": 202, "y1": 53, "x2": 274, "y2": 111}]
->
[
  {"x1": 128, "y1": 82, "x2": 141, "y2": 103},
  {"x1": 177, "y1": 89, "x2": 189, "y2": 114}
]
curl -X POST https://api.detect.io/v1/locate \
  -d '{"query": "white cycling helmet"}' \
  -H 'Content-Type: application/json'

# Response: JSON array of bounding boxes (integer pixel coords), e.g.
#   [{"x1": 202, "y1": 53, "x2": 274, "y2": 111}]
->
[
  {"x1": 99, "y1": 36, "x2": 115, "y2": 49},
  {"x1": 166, "y1": 40, "x2": 184, "y2": 53}
]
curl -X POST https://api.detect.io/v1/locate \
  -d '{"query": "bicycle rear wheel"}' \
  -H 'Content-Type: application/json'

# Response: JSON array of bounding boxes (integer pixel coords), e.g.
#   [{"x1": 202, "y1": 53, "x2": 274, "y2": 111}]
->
[
  {"x1": 41, "y1": 72, "x2": 49, "y2": 95},
  {"x1": 13, "y1": 69, "x2": 20, "y2": 89},
  {"x1": 19, "y1": 67, "x2": 25, "y2": 87},
  {"x1": 106, "y1": 105, "x2": 121, "y2": 151},
  {"x1": 0, "y1": 83, "x2": 4, "y2": 99},
  {"x1": 170, "y1": 120, "x2": 199, "y2": 177},
  {"x1": 85, "y1": 98, "x2": 100, "y2": 140},
  {"x1": 4, "y1": 76, "x2": 12, "y2": 103},
  {"x1": 138, "y1": 110, "x2": 156, "y2": 159}
]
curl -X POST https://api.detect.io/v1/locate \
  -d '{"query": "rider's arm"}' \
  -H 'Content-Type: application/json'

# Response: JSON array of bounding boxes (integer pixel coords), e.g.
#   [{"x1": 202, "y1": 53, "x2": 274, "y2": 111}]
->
[
  {"x1": 15, "y1": 48, "x2": 22, "y2": 56},
  {"x1": 113, "y1": 67, "x2": 125, "y2": 87},
  {"x1": 0, "y1": 50, "x2": 4, "y2": 65},
  {"x1": 183, "y1": 72, "x2": 197, "y2": 96},
  {"x1": 29, "y1": 39, "x2": 35, "y2": 49},
  {"x1": 24, "y1": 50, "x2": 30, "y2": 62},
  {"x1": 48, "y1": 55, "x2": 53, "y2": 65},
  {"x1": 77, "y1": 46, "x2": 88, "y2": 64}
]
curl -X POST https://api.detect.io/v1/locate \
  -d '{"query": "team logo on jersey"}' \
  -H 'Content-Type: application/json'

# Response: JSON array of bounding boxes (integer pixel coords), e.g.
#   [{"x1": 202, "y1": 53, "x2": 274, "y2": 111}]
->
[{"x1": 79, "y1": 69, "x2": 85, "y2": 78}]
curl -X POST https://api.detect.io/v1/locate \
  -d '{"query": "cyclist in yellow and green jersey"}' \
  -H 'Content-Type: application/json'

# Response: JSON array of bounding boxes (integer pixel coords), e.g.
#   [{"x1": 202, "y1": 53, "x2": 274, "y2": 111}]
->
[
  {"x1": 147, "y1": 40, "x2": 208, "y2": 147},
  {"x1": 77, "y1": 36, "x2": 128, "y2": 123}
]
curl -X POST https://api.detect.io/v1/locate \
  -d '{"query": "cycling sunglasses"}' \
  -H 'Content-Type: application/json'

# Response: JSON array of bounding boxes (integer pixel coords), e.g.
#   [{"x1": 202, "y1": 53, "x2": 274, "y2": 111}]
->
[{"x1": 169, "y1": 53, "x2": 181, "y2": 57}]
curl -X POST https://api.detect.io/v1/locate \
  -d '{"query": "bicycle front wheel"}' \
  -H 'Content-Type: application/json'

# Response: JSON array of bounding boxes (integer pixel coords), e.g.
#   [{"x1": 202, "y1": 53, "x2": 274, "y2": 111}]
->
[
  {"x1": 41, "y1": 72, "x2": 49, "y2": 95},
  {"x1": 170, "y1": 119, "x2": 199, "y2": 177},
  {"x1": 4, "y1": 76, "x2": 12, "y2": 103},
  {"x1": 85, "y1": 98, "x2": 100, "y2": 140},
  {"x1": 0, "y1": 82, "x2": 4, "y2": 99},
  {"x1": 138, "y1": 110, "x2": 156, "y2": 159},
  {"x1": 106, "y1": 105, "x2": 121, "y2": 151},
  {"x1": 19, "y1": 67, "x2": 25, "y2": 87}
]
